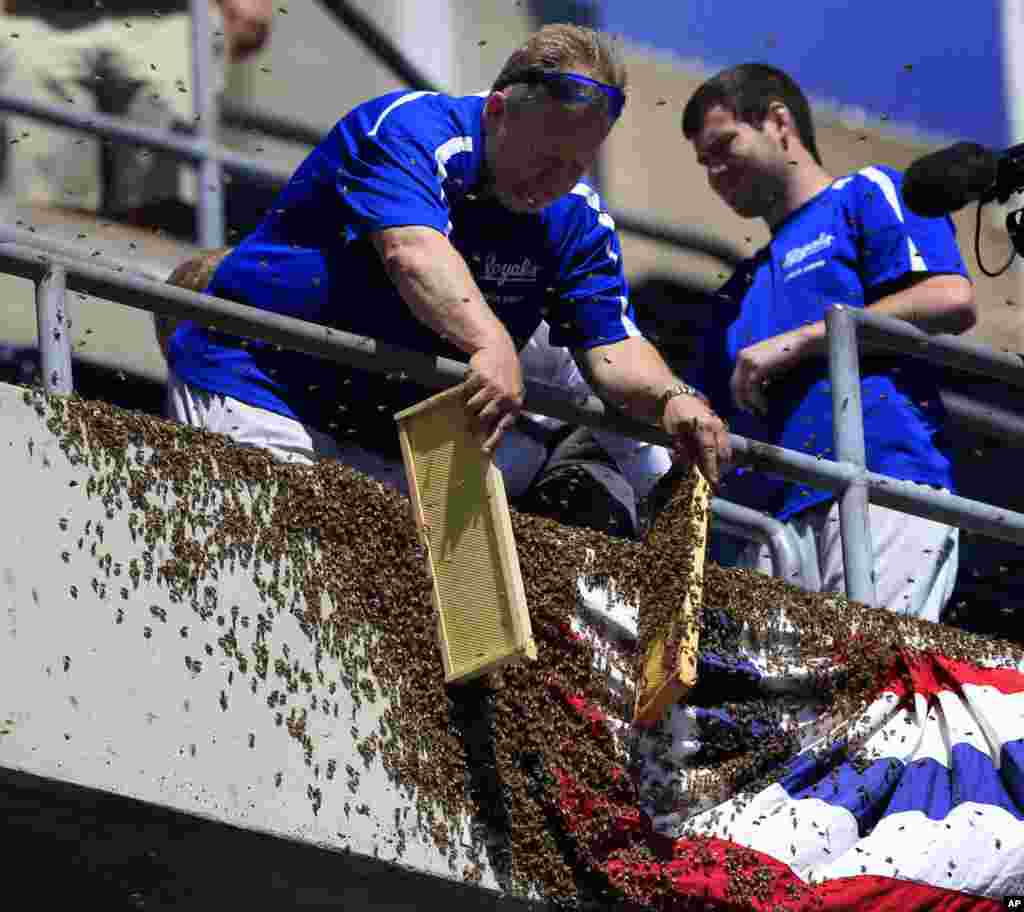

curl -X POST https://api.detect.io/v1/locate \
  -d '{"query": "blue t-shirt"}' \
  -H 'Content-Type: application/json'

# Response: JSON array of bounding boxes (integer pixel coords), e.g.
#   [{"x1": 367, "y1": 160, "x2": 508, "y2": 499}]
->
[
  {"x1": 168, "y1": 90, "x2": 638, "y2": 442},
  {"x1": 689, "y1": 165, "x2": 969, "y2": 522}
]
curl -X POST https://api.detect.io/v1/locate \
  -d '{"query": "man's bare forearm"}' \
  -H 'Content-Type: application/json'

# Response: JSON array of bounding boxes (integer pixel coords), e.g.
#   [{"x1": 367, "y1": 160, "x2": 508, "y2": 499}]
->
[
  {"x1": 788, "y1": 273, "x2": 977, "y2": 361},
  {"x1": 580, "y1": 336, "x2": 682, "y2": 423},
  {"x1": 371, "y1": 226, "x2": 514, "y2": 356}
]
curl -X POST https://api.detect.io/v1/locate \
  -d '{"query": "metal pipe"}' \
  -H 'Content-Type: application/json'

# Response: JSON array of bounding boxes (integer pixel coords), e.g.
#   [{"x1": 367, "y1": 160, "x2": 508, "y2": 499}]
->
[
  {"x1": 219, "y1": 98, "x2": 324, "y2": 148},
  {"x1": 4, "y1": 234, "x2": 1024, "y2": 549},
  {"x1": 35, "y1": 265, "x2": 72, "y2": 395},
  {"x1": 710, "y1": 498, "x2": 804, "y2": 583},
  {"x1": 941, "y1": 388, "x2": 1024, "y2": 445},
  {"x1": 854, "y1": 309, "x2": 1024, "y2": 388},
  {"x1": 313, "y1": 0, "x2": 440, "y2": 92},
  {"x1": 864, "y1": 472, "x2": 1024, "y2": 543},
  {"x1": 0, "y1": 92, "x2": 290, "y2": 186},
  {"x1": 612, "y1": 210, "x2": 746, "y2": 267},
  {"x1": 826, "y1": 305, "x2": 877, "y2": 606},
  {"x1": 729, "y1": 435, "x2": 1024, "y2": 545},
  {"x1": 191, "y1": 0, "x2": 225, "y2": 248},
  {"x1": 0, "y1": 224, "x2": 165, "y2": 280}
]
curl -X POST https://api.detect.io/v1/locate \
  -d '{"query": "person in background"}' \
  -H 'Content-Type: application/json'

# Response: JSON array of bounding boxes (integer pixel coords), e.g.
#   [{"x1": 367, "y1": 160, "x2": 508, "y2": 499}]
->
[
  {"x1": 680, "y1": 63, "x2": 975, "y2": 622},
  {"x1": 163, "y1": 24, "x2": 731, "y2": 499},
  {"x1": 505, "y1": 319, "x2": 674, "y2": 538},
  {"x1": 0, "y1": 0, "x2": 273, "y2": 225}
]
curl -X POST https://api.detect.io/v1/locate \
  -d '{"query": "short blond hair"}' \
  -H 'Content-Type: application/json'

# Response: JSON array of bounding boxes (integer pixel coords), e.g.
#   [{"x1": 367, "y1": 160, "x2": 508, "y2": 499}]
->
[
  {"x1": 155, "y1": 247, "x2": 233, "y2": 359},
  {"x1": 493, "y1": 23, "x2": 627, "y2": 92}
]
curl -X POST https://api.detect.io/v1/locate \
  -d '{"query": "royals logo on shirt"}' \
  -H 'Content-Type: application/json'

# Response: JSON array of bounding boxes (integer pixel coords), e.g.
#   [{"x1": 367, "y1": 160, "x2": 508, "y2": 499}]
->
[
  {"x1": 781, "y1": 231, "x2": 835, "y2": 281},
  {"x1": 480, "y1": 253, "x2": 540, "y2": 287}
]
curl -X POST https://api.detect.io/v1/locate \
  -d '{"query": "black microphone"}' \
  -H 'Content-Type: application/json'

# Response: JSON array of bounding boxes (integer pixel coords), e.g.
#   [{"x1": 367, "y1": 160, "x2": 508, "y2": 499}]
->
[
  {"x1": 903, "y1": 141, "x2": 1024, "y2": 218},
  {"x1": 902, "y1": 142, "x2": 997, "y2": 218}
]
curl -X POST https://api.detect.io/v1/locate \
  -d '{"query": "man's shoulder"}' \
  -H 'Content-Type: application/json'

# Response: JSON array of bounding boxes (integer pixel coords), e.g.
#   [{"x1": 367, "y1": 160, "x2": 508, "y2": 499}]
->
[
  {"x1": 338, "y1": 91, "x2": 483, "y2": 141},
  {"x1": 830, "y1": 164, "x2": 908, "y2": 209}
]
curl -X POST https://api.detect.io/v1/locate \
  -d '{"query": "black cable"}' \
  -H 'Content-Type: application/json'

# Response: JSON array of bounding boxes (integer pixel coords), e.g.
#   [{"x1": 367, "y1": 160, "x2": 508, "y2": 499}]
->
[{"x1": 975, "y1": 200, "x2": 1016, "y2": 278}]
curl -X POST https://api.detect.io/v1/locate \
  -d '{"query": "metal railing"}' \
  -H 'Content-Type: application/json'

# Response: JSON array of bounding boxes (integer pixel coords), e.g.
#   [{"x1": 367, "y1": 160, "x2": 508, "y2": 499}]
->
[
  {"x1": 8, "y1": 228, "x2": 1024, "y2": 600},
  {"x1": 1, "y1": 1, "x2": 1023, "y2": 607},
  {"x1": 3, "y1": 219, "x2": 802, "y2": 580}
]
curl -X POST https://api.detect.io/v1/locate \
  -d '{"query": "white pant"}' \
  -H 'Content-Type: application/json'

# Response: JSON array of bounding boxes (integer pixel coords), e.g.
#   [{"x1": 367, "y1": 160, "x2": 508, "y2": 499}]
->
[
  {"x1": 516, "y1": 320, "x2": 673, "y2": 501},
  {"x1": 738, "y1": 498, "x2": 960, "y2": 623}
]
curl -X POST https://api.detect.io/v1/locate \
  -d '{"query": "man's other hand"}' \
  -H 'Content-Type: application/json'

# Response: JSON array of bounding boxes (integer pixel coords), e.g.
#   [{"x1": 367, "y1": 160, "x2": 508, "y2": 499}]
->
[
  {"x1": 219, "y1": 0, "x2": 274, "y2": 61},
  {"x1": 662, "y1": 392, "x2": 731, "y2": 487},
  {"x1": 464, "y1": 342, "x2": 525, "y2": 454}
]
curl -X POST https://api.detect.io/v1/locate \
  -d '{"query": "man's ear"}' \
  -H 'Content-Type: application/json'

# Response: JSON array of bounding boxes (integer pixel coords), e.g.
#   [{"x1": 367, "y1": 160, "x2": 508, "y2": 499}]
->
[
  {"x1": 762, "y1": 101, "x2": 797, "y2": 151},
  {"x1": 766, "y1": 102, "x2": 795, "y2": 137}
]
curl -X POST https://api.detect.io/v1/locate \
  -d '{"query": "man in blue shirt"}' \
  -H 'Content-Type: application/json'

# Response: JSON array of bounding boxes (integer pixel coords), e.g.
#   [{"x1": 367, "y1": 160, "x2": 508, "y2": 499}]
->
[
  {"x1": 681, "y1": 64, "x2": 976, "y2": 621},
  {"x1": 165, "y1": 23, "x2": 731, "y2": 492}
]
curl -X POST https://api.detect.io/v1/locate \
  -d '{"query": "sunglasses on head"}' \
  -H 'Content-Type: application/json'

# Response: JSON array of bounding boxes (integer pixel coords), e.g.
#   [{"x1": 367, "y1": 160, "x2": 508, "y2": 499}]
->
[{"x1": 493, "y1": 67, "x2": 626, "y2": 123}]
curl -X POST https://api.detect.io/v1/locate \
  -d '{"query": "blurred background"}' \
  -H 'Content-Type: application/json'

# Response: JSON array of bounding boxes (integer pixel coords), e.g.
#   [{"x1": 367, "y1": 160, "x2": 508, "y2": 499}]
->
[{"x1": 0, "y1": 0, "x2": 1021, "y2": 630}]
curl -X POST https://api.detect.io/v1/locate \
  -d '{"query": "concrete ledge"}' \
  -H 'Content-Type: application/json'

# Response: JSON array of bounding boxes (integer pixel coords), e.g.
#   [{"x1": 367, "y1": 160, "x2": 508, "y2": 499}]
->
[{"x1": 0, "y1": 381, "x2": 529, "y2": 904}]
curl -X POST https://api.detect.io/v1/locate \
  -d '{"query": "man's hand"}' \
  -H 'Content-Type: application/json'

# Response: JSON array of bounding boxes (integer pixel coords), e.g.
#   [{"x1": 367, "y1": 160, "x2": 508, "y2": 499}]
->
[
  {"x1": 218, "y1": 0, "x2": 274, "y2": 62},
  {"x1": 464, "y1": 340, "x2": 525, "y2": 454},
  {"x1": 371, "y1": 226, "x2": 526, "y2": 453},
  {"x1": 661, "y1": 392, "x2": 732, "y2": 488},
  {"x1": 731, "y1": 326, "x2": 812, "y2": 415}
]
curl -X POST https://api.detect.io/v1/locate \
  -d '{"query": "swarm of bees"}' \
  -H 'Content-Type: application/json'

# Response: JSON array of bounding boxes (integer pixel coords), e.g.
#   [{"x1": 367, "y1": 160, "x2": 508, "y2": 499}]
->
[{"x1": 30, "y1": 385, "x2": 1023, "y2": 908}]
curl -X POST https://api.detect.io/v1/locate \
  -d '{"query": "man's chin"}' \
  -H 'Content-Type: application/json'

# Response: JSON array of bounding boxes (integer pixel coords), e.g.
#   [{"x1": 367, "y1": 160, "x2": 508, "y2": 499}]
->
[{"x1": 721, "y1": 194, "x2": 764, "y2": 219}]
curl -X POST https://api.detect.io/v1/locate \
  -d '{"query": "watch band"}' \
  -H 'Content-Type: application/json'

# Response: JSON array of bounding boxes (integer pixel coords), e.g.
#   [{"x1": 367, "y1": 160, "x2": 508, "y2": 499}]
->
[{"x1": 659, "y1": 382, "x2": 701, "y2": 413}]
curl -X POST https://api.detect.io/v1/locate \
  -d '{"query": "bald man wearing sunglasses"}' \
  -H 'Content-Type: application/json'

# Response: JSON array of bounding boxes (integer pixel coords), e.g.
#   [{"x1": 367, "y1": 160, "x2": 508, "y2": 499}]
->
[{"x1": 165, "y1": 23, "x2": 730, "y2": 491}]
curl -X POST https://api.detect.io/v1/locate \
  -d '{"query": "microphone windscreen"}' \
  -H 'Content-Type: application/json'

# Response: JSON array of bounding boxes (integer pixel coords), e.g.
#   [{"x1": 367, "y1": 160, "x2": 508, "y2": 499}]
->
[{"x1": 903, "y1": 142, "x2": 997, "y2": 218}]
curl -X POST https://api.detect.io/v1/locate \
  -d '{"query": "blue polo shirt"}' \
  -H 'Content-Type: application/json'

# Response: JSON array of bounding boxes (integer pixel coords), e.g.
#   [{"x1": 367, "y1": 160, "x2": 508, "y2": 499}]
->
[
  {"x1": 689, "y1": 165, "x2": 968, "y2": 522},
  {"x1": 167, "y1": 90, "x2": 638, "y2": 441}
]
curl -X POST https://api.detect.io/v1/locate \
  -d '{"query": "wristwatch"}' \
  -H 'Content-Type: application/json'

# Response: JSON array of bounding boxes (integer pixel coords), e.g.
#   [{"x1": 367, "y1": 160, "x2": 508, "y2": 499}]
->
[{"x1": 658, "y1": 382, "x2": 702, "y2": 416}]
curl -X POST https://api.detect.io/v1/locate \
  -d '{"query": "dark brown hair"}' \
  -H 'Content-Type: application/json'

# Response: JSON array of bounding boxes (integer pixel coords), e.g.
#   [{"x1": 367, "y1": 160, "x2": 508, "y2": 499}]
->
[{"x1": 682, "y1": 63, "x2": 822, "y2": 165}]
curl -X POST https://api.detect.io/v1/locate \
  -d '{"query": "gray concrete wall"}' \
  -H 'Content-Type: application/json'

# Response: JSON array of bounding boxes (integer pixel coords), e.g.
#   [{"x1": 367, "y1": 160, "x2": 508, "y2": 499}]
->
[{"x1": 0, "y1": 381, "x2": 516, "y2": 899}]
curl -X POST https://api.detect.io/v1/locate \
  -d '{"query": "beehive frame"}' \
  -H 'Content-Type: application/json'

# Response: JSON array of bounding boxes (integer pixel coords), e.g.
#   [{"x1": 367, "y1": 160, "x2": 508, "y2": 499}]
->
[
  {"x1": 634, "y1": 465, "x2": 711, "y2": 725},
  {"x1": 395, "y1": 386, "x2": 536, "y2": 684}
]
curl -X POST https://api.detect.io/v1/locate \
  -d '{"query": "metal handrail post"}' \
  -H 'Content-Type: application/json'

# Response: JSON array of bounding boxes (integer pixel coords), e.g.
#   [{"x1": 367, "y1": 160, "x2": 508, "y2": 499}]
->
[
  {"x1": 826, "y1": 304, "x2": 877, "y2": 606},
  {"x1": 709, "y1": 497, "x2": 804, "y2": 583},
  {"x1": 192, "y1": 0, "x2": 224, "y2": 248},
  {"x1": 35, "y1": 264, "x2": 72, "y2": 395}
]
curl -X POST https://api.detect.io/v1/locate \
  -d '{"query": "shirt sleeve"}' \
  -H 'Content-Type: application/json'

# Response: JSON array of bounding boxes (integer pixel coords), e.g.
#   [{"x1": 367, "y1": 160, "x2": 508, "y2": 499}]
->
[
  {"x1": 546, "y1": 186, "x2": 641, "y2": 351},
  {"x1": 852, "y1": 165, "x2": 969, "y2": 293},
  {"x1": 332, "y1": 95, "x2": 455, "y2": 244}
]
